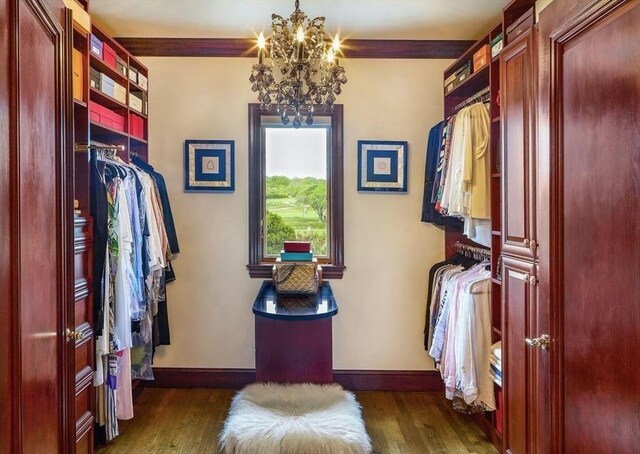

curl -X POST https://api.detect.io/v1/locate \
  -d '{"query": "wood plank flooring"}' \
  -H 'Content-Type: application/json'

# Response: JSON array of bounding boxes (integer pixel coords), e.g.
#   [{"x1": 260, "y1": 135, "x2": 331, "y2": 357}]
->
[{"x1": 96, "y1": 388, "x2": 498, "y2": 454}]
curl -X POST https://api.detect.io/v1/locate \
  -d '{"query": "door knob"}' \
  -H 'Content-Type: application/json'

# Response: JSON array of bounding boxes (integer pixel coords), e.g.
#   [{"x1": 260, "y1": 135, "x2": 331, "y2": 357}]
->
[
  {"x1": 525, "y1": 334, "x2": 550, "y2": 350},
  {"x1": 65, "y1": 328, "x2": 84, "y2": 342}
]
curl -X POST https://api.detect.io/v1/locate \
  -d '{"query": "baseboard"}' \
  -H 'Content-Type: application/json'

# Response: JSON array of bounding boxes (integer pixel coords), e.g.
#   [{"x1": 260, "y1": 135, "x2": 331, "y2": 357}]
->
[
  {"x1": 145, "y1": 367, "x2": 444, "y2": 392},
  {"x1": 334, "y1": 370, "x2": 444, "y2": 392}
]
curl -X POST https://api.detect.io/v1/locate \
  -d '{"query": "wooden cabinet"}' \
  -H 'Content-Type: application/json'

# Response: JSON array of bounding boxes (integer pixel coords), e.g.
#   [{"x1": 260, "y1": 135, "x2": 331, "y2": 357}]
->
[
  {"x1": 0, "y1": 1, "x2": 72, "y2": 452},
  {"x1": 73, "y1": 217, "x2": 95, "y2": 453},
  {"x1": 501, "y1": 257, "x2": 543, "y2": 454},
  {"x1": 500, "y1": 29, "x2": 537, "y2": 261},
  {"x1": 537, "y1": 1, "x2": 640, "y2": 452}
]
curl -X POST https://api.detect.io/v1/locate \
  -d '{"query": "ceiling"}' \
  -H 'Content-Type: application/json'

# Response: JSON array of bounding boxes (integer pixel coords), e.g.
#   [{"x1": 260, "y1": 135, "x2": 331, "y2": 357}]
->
[{"x1": 90, "y1": 0, "x2": 508, "y2": 40}]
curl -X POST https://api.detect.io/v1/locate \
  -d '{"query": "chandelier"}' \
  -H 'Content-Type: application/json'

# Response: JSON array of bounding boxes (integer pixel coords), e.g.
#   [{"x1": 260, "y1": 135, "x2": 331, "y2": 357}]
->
[{"x1": 249, "y1": 0, "x2": 347, "y2": 128}]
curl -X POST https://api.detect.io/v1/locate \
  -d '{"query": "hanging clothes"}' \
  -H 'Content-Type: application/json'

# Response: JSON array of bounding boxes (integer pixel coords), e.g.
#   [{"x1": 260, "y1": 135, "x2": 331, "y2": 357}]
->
[
  {"x1": 425, "y1": 248, "x2": 495, "y2": 414},
  {"x1": 421, "y1": 101, "x2": 491, "y2": 246},
  {"x1": 91, "y1": 151, "x2": 179, "y2": 441},
  {"x1": 421, "y1": 121, "x2": 463, "y2": 228}
]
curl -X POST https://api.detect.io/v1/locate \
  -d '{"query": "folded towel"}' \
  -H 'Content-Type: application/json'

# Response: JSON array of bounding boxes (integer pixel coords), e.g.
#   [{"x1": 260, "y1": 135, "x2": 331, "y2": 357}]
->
[
  {"x1": 490, "y1": 363, "x2": 502, "y2": 378},
  {"x1": 490, "y1": 370, "x2": 502, "y2": 387},
  {"x1": 490, "y1": 341, "x2": 502, "y2": 361},
  {"x1": 490, "y1": 354, "x2": 501, "y2": 369}
]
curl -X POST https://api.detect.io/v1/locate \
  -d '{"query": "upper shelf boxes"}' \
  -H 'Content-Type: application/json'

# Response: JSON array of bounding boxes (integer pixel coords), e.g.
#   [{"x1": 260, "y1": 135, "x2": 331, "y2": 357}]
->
[
  {"x1": 137, "y1": 73, "x2": 148, "y2": 91},
  {"x1": 90, "y1": 34, "x2": 103, "y2": 58},
  {"x1": 129, "y1": 66, "x2": 138, "y2": 85},
  {"x1": 473, "y1": 45, "x2": 491, "y2": 72},
  {"x1": 116, "y1": 56, "x2": 127, "y2": 78}
]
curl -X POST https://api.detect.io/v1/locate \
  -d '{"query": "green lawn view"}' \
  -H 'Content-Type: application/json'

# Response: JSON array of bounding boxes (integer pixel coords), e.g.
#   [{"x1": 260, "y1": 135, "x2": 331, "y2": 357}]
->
[{"x1": 265, "y1": 176, "x2": 328, "y2": 256}]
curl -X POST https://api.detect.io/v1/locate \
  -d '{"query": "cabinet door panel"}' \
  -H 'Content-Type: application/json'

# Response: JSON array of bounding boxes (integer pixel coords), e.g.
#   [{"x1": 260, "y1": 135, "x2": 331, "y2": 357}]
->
[
  {"x1": 501, "y1": 30, "x2": 537, "y2": 260},
  {"x1": 502, "y1": 257, "x2": 538, "y2": 454}
]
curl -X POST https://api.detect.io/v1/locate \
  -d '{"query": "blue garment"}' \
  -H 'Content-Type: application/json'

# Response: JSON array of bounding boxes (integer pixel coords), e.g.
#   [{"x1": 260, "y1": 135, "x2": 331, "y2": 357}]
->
[{"x1": 421, "y1": 121, "x2": 464, "y2": 228}]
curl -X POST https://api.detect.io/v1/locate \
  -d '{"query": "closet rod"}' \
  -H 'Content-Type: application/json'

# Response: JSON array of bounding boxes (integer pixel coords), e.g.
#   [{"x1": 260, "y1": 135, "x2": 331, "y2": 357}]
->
[
  {"x1": 455, "y1": 86, "x2": 490, "y2": 111},
  {"x1": 455, "y1": 241, "x2": 491, "y2": 259}
]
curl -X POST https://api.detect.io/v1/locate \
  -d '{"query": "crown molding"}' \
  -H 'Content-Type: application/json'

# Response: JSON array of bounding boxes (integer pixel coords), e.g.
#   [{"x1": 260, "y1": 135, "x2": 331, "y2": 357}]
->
[{"x1": 115, "y1": 37, "x2": 474, "y2": 59}]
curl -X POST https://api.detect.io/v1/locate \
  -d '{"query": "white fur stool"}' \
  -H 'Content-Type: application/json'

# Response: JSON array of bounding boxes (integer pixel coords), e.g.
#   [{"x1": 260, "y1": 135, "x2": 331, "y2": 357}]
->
[{"x1": 219, "y1": 383, "x2": 372, "y2": 454}]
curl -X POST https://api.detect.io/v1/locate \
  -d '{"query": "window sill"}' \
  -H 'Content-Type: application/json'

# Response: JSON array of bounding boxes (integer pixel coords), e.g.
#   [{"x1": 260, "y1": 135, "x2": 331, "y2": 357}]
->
[{"x1": 247, "y1": 264, "x2": 345, "y2": 279}]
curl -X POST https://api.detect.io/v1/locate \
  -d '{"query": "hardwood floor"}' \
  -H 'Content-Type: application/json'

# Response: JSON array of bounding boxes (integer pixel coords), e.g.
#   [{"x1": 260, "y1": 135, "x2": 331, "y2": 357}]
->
[{"x1": 96, "y1": 388, "x2": 498, "y2": 454}]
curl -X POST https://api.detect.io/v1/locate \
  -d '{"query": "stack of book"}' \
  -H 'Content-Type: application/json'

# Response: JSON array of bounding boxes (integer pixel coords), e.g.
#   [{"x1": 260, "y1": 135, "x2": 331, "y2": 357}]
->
[
  {"x1": 490, "y1": 341, "x2": 502, "y2": 388},
  {"x1": 279, "y1": 241, "x2": 313, "y2": 262}
]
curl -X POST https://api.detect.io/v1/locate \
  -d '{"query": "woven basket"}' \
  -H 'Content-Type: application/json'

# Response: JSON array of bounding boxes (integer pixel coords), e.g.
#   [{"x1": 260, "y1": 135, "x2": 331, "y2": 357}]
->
[{"x1": 273, "y1": 262, "x2": 320, "y2": 295}]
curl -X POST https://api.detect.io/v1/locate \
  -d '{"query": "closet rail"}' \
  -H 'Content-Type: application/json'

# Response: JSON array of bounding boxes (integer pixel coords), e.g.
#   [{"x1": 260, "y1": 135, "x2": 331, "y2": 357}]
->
[
  {"x1": 75, "y1": 142, "x2": 125, "y2": 160},
  {"x1": 455, "y1": 87, "x2": 490, "y2": 111},
  {"x1": 455, "y1": 241, "x2": 491, "y2": 260}
]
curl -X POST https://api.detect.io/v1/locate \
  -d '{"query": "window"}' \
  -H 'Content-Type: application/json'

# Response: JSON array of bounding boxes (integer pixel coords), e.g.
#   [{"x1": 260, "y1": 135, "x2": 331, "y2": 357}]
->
[{"x1": 248, "y1": 104, "x2": 344, "y2": 279}]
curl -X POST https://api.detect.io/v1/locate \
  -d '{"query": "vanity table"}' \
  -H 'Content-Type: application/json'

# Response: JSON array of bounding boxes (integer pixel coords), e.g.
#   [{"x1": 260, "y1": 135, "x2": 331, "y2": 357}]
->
[{"x1": 252, "y1": 281, "x2": 338, "y2": 384}]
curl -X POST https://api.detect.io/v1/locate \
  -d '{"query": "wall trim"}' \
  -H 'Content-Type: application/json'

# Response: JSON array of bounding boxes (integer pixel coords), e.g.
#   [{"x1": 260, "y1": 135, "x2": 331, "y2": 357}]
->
[
  {"x1": 144, "y1": 368, "x2": 444, "y2": 392},
  {"x1": 115, "y1": 37, "x2": 474, "y2": 59}
]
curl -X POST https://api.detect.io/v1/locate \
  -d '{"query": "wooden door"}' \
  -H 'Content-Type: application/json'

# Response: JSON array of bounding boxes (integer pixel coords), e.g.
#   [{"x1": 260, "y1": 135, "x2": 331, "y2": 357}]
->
[
  {"x1": 501, "y1": 257, "x2": 543, "y2": 454},
  {"x1": 538, "y1": 0, "x2": 640, "y2": 452},
  {"x1": 0, "y1": 0, "x2": 72, "y2": 452},
  {"x1": 500, "y1": 29, "x2": 537, "y2": 261}
]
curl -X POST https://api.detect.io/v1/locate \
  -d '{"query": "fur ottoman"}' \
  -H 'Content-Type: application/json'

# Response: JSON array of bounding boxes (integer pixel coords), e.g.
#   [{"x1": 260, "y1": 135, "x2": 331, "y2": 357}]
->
[{"x1": 219, "y1": 383, "x2": 372, "y2": 454}]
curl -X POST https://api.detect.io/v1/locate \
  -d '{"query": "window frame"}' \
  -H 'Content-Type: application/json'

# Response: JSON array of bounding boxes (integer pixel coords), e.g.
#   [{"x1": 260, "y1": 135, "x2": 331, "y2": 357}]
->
[{"x1": 247, "y1": 103, "x2": 345, "y2": 279}]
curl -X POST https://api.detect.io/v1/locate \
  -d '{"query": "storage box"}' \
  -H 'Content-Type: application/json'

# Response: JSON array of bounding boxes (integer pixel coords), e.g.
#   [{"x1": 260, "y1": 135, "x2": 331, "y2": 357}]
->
[
  {"x1": 62, "y1": 0, "x2": 91, "y2": 34},
  {"x1": 113, "y1": 81, "x2": 126, "y2": 104},
  {"x1": 473, "y1": 44, "x2": 490, "y2": 72},
  {"x1": 272, "y1": 259, "x2": 321, "y2": 295},
  {"x1": 445, "y1": 62, "x2": 472, "y2": 94},
  {"x1": 491, "y1": 33, "x2": 503, "y2": 58},
  {"x1": 506, "y1": 7, "x2": 534, "y2": 44},
  {"x1": 72, "y1": 48, "x2": 84, "y2": 101},
  {"x1": 103, "y1": 43, "x2": 117, "y2": 69},
  {"x1": 284, "y1": 241, "x2": 311, "y2": 253},
  {"x1": 444, "y1": 73, "x2": 456, "y2": 88},
  {"x1": 129, "y1": 112, "x2": 145, "y2": 139},
  {"x1": 90, "y1": 34, "x2": 103, "y2": 59},
  {"x1": 128, "y1": 66, "x2": 138, "y2": 84},
  {"x1": 130, "y1": 90, "x2": 148, "y2": 115},
  {"x1": 89, "y1": 101, "x2": 125, "y2": 132},
  {"x1": 129, "y1": 92, "x2": 143, "y2": 113},
  {"x1": 90, "y1": 67, "x2": 100, "y2": 90},
  {"x1": 116, "y1": 56, "x2": 127, "y2": 78},
  {"x1": 137, "y1": 73, "x2": 148, "y2": 91},
  {"x1": 99, "y1": 73, "x2": 115, "y2": 98}
]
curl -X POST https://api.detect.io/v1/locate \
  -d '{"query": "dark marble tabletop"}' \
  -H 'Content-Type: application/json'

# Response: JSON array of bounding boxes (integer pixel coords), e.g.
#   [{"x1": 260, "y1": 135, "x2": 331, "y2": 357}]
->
[{"x1": 252, "y1": 281, "x2": 339, "y2": 321}]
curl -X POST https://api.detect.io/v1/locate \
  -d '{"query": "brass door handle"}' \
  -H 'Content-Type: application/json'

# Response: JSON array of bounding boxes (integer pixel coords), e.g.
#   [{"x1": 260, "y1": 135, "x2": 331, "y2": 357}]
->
[
  {"x1": 525, "y1": 334, "x2": 550, "y2": 350},
  {"x1": 65, "y1": 328, "x2": 85, "y2": 342}
]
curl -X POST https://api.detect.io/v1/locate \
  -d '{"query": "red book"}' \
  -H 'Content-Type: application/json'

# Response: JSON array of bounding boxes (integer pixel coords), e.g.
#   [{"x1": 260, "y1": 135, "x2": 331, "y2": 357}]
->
[{"x1": 283, "y1": 241, "x2": 311, "y2": 253}]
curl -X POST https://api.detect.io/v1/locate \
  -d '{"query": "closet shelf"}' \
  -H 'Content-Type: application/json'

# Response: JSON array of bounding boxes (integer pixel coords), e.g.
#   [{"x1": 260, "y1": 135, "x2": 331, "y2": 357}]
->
[
  {"x1": 130, "y1": 135, "x2": 148, "y2": 145},
  {"x1": 493, "y1": 327, "x2": 502, "y2": 336},
  {"x1": 129, "y1": 80, "x2": 147, "y2": 93},
  {"x1": 491, "y1": 278, "x2": 502, "y2": 286},
  {"x1": 90, "y1": 121, "x2": 128, "y2": 140},
  {"x1": 492, "y1": 116, "x2": 500, "y2": 123},
  {"x1": 492, "y1": 172, "x2": 501, "y2": 178},
  {"x1": 74, "y1": 98, "x2": 88, "y2": 109},
  {"x1": 90, "y1": 87, "x2": 128, "y2": 111},
  {"x1": 445, "y1": 64, "x2": 490, "y2": 99},
  {"x1": 90, "y1": 53, "x2": 129, "y2": 85}
]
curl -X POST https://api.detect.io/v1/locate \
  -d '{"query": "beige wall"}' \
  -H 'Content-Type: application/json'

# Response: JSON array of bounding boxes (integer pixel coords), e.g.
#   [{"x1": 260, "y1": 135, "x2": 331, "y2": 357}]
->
[{"x1": 143, "y1": 56, "x2": 452, "y2": 370}]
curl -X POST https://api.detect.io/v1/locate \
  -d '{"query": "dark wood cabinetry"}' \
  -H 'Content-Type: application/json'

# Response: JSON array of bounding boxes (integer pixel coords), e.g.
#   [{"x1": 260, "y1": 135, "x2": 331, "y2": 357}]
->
[
  {"x1": 73, "y1": 217, "x2": 95, "y2": 453},
  {"x1": 501, "y1": 257, "x2": 543, "y2": 454},
  {"x1": 500, "y1": 29, "x2": 537, "y2": 261},
  {"x1": 0, "y1": 0, "x2": 72, "y2": 452},
  {"x1": 538, "y1": 1, "x2": 640, "y2": 452}
]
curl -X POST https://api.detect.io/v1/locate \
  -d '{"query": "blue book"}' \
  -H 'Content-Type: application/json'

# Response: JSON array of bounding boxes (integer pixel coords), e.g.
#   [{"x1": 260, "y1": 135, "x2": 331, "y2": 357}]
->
[{"x1": 280, "y1": 251, "x2": 314, "y2": 261}]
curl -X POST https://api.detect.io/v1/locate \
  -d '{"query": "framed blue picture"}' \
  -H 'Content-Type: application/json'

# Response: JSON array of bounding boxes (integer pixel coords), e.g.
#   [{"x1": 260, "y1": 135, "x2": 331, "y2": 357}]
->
[
  {"x1": 184, "y1": 139, "x2": 235, "y2": 192},
  {"x1": 357, "y1": 140, "x2": 408, "y2": 192}
]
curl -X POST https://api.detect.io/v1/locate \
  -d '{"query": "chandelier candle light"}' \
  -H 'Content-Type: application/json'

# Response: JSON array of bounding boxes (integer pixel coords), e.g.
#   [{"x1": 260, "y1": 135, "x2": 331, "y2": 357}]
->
[{"x1": 250, "y1": 0, "x2": 348, "y2": 128}]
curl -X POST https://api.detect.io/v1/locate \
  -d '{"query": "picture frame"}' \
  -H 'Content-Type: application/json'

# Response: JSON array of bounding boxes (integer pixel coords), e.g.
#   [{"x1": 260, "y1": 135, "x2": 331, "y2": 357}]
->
[
  {"x1": 357, "y1": 140, "x2": 408, "y2": 193},
  {"x1": 184, "y1": 139, "x2": 235, "y2": 192}
]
